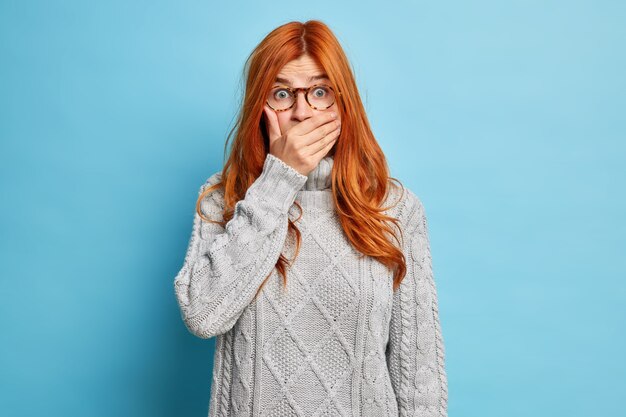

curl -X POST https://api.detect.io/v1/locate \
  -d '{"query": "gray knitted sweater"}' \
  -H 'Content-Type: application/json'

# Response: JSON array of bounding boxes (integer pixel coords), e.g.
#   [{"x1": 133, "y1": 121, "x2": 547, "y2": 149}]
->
[{"x1": 174, "y1": 153, "x2": 448, "y2": 417}]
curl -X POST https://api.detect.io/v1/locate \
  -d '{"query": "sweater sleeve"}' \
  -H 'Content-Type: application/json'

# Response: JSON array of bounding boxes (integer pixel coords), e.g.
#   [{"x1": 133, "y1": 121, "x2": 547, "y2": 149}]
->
[
  {"x1": 174, "y1": 153, "x2": 308, "y2": 339},
  {"x1": 386, "y1": 191, "x2": 449, "y2": 417}
]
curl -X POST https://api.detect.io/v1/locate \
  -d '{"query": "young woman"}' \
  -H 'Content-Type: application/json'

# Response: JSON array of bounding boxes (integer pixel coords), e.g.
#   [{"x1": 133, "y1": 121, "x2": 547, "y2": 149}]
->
[{"x1": 174, "y1": 19, "x2": 448, "y2": 417}]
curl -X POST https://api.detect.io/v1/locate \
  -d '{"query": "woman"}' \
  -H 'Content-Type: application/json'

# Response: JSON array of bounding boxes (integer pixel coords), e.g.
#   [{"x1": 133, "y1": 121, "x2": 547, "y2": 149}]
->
[{"x1": 174, "y1": 20, "x2": 448, "y2": 417}]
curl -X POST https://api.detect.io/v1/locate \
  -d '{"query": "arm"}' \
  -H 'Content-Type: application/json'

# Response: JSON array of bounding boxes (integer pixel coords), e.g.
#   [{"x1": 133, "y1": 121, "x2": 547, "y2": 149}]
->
[
  {"x1": 174, "y1": 153, "x2": 308, "y2": 339},
  {"x1": 386, "y1": 191, "x2": 449, "y2": 416}
]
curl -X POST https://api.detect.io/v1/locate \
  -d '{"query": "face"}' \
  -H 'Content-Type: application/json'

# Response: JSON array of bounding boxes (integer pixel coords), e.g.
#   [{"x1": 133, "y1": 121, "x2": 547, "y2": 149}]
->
[{"x1": 269, "y1": 54, "x2": 341, "y2": 155}]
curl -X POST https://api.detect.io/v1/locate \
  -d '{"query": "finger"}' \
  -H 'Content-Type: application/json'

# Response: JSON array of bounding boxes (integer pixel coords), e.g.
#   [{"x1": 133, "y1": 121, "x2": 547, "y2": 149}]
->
[
  {"x1": 312, "y1": 133, "x2": 339, "y2": 161},
  {"x1": 263, "y1": 105, "x2": 282, "y2": 142},
  {"x1": 301, "y1": 118, "x2": 341, "y2": 148},
  {"x1": 290, "y1": 111, "x2": 338, "y2": 137},
  {"x1": 309, "y1": 123, "x2": 341, "y2": 158}
]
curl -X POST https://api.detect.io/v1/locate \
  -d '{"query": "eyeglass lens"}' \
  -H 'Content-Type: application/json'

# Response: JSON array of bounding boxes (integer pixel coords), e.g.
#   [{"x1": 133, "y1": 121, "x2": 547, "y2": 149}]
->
[{"x1": 267, "y1": 85, "x2": 335, "y2": 111}]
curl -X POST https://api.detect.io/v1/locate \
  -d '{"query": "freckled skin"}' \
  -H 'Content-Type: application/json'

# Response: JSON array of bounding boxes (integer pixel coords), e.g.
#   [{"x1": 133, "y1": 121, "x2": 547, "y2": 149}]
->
[{"x1": 273, "y1": 54, "x2": 341, "y2": 156}]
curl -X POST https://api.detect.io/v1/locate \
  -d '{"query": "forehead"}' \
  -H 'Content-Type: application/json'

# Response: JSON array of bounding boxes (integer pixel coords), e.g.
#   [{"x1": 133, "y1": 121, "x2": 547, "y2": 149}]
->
[
  {"x1": 275, "y1": 55, "x2": 329, "y2": 85},
  {"x1": 274, "y1": 73, "x2": 329, "y2": 86}
]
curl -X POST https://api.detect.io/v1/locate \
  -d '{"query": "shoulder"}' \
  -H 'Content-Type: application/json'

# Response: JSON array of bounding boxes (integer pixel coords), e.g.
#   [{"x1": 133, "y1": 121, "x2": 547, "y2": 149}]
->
[
  {"x1": 201, "y1": 171, "x2": 223, "y2": 192},
  {"x1": 197, "y1": 171, "x2": 225, "y2": 214},
  {"x1": 384, "y1": 179, "x2": 425, "y2": 226}
]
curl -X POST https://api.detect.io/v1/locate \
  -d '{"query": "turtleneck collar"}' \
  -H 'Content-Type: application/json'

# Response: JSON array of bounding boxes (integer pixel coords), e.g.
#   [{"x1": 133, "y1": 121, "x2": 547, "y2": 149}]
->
[{"x1": 300, "y1": 155, "x2": 333, "y2": 191}]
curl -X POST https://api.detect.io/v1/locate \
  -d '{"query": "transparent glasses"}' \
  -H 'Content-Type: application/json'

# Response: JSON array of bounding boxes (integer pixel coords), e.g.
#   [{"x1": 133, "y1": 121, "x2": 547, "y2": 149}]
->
[{"x1": 266, "y1": 84, "x2": 341, "y2": 112}]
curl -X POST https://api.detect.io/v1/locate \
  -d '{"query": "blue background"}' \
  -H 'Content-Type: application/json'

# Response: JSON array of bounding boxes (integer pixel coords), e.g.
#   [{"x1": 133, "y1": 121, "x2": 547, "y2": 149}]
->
[{"x1": 1, "y1": 1, "x2": 624, "y2": 416}]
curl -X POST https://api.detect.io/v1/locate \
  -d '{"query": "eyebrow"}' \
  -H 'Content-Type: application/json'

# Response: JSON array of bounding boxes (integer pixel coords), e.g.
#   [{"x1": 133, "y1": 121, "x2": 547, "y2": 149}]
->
[{"x1": 274, "y1": 73, "x2": 330, "y2": 85}]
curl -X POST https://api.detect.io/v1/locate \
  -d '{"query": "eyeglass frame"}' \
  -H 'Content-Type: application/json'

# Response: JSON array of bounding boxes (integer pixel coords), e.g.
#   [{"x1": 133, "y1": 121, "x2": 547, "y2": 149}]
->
[{"x1": 266, "y1": 83, "x2": 342, "y2": 112}]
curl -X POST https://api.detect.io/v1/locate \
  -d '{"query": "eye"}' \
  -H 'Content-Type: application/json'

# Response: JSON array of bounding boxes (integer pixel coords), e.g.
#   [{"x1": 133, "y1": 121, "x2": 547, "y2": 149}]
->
[
  {"x1": 272, "y1": 88, "x2": 292, "y2": 100},
  {"x1": 311, "y1": 86, "x2": 329, "y2": 98}
]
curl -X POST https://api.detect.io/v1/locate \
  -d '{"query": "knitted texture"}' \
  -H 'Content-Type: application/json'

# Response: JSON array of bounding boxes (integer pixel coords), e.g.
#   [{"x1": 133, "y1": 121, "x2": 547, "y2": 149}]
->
[{"x1": 174, "y1": 153, "x2": 448, "y2": 417}]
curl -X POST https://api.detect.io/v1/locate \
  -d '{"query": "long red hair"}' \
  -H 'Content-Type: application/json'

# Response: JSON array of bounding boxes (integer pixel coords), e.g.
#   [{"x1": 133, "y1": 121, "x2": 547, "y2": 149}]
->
[{"x1": 197, "y1": 20, "x2": 409, "y2": 295}]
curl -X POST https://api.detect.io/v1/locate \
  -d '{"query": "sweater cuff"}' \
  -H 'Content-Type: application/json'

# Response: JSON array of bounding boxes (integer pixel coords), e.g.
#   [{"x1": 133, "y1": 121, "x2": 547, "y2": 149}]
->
[{"x1": 245, "y1": 153, "x2": 308, "y2": 213}]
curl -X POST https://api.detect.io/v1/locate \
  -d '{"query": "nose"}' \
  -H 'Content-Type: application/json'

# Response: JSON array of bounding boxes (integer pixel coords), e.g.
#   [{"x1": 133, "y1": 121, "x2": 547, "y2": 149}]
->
[{"x1": 292, "y1": 90, "x2": 314, "y2": 121}]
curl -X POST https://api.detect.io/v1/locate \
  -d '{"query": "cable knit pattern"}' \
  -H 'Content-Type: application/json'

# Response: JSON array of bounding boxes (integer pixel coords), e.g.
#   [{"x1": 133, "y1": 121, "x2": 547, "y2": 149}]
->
[
  {"x1": 386, "y1": 189, "x2": 449, "y2": 417},
  {"x1": 174, "y1": 152, "x2": 448, "y2": 416}
]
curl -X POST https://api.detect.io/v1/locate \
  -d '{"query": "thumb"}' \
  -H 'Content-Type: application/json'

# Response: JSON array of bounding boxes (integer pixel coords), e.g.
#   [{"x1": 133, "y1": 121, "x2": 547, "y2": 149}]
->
[{"x1": 263, "y1": 105, "x2": 282, "y2": 144}]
